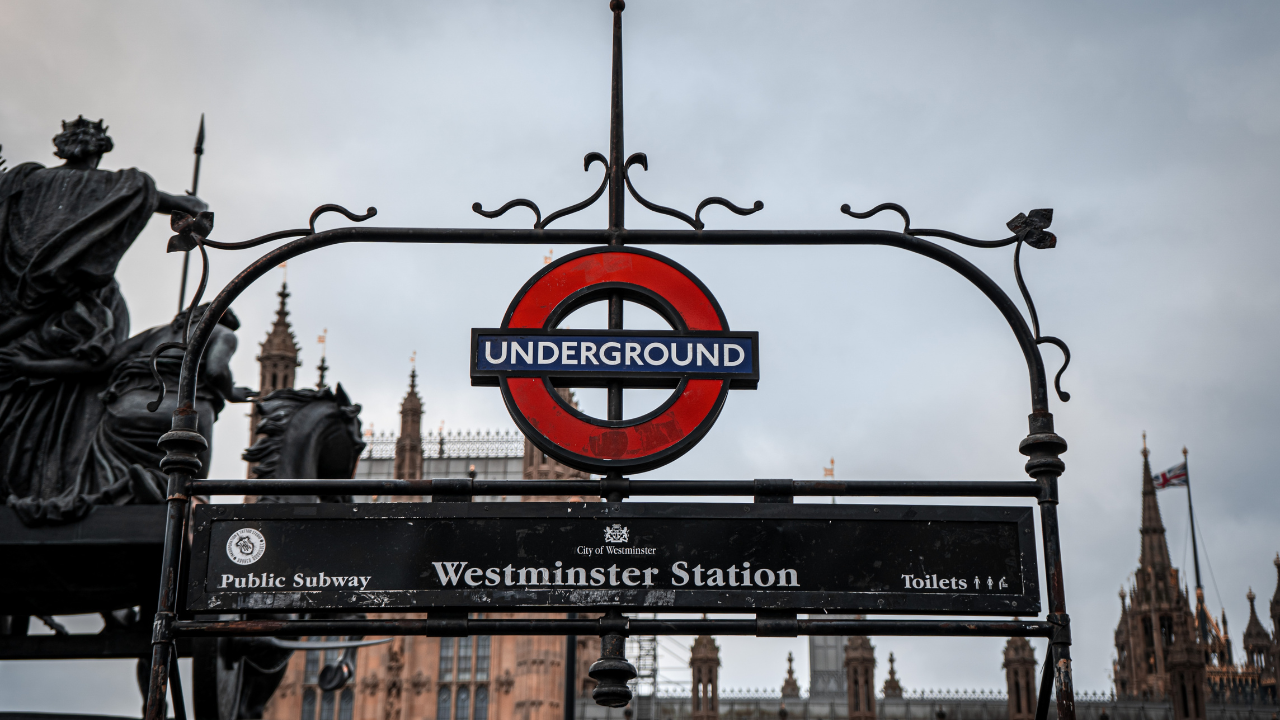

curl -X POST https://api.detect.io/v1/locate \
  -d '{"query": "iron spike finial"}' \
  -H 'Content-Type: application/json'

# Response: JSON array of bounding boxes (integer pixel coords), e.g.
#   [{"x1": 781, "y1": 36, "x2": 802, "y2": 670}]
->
[{"x1": 607, "y1": 0, "x2": 625, "y2": 235}]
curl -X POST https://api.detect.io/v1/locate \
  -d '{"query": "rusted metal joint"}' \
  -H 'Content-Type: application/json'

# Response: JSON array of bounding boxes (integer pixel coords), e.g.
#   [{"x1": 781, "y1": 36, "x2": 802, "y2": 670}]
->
[
  {"x1": 165, "y1": 471, "x2": 190, "y2": 500},
  {"x1": 151, "y1": 611, "x2": 175, "y2": 644},
  {"x1": 596, "y1": 612, "x2": 629, "y2": 636},
  {"x1": 757, "y1": 612, "x2": 799, "y2": 637},
  {"x1": 1026, "y1": 411, "x2": 1055, "y2": 435},
  {"x1": 432, "y1": 478, "x2": 473, "y2": 502},
  {"x1": 1046, "y1": 613, "x2": 1071, "y2": 646},
  {"x1": 1019, "y1": 433, "x2": 1067, "y2": 459},
  {"x1": 1020, "y1": 428, "x2": 1067, "y2": 485},
  {"x1": 599, "y1": 476, "x2": 630, "y2": 502},
  {"x1": 158, "y1": 411, "x2": 207, "y2": 475},
  {"x1": 427, "y1": 612, "x2": 469, "y2": 636},
  {"x1": 753, "y1": 478, "x2": 794, "y2": 504}
]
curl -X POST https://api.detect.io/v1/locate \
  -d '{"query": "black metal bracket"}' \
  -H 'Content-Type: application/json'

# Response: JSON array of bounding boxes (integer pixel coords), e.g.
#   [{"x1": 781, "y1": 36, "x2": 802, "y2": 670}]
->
[
  {"x1": 599, "y1": 475, "x2": 630, "y2": 502},
  {"x1": 753, "y1": 478, "x2": 794, "y2": 504},
  {"x1": 588, "y1": 611, "x2": 634, "y2": 708},
  {"x1": 432, "y1": 477, "x2": 474, "y2": 502},
  {"x1": 1047, "y1": 612, "x2": 1071, "y2": 645},
  {"x1": 756, "y1": 612, "x2": 799, "y2": 637}
]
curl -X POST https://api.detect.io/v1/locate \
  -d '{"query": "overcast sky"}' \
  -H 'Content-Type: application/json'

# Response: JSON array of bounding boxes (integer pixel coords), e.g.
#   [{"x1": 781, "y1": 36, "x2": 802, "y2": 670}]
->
[{"x1": 4, "y1": 0, "x2": 1280, "y2": 715}]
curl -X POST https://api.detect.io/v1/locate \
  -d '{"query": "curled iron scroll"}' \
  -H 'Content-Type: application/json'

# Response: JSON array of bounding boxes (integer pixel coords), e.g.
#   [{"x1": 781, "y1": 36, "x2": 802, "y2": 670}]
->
[
  {"x1": 623, "y1": 153, "x2": 762, "y2": 230},
  {"x1": 472, "y1": 152, "x2": 610, "y2": 230},
  {"x1": 147, "y1": 205, "x2": 377, "y2": 412},
  {"x1": 842, "y1": 203, "x2": 1070, "y2": 402}
]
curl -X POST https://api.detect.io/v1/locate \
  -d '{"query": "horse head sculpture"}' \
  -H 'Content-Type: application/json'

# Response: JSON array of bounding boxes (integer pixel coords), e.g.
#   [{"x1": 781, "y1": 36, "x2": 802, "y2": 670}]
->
[{"x1": 243, "y1": 384, "x2": 365, "y2": 490}]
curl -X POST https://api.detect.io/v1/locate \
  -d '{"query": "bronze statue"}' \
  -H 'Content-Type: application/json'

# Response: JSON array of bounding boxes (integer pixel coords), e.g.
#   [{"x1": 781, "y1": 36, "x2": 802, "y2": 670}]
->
[{"x1": 0, "y1": 117, "x2": 235, "y2": 524}]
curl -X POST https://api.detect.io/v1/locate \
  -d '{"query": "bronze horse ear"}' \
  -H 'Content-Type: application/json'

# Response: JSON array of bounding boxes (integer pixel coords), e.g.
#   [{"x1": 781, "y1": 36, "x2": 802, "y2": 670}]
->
[{"x1": 333, "y1": 383, "x2": 362, "y2": 419}]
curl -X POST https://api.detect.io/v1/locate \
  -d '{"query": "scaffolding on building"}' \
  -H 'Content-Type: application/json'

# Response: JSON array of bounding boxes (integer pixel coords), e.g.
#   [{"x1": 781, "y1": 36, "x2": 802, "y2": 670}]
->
[{"x1": 629, "y1": 616, "x2": 659, "y2": 720}]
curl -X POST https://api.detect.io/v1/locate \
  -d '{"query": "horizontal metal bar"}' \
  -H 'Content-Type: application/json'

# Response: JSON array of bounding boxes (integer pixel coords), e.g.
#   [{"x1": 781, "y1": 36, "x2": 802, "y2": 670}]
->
[
  {"x1": 0, "y1": 633, "x2": 194, "y2": 660},
  {"x1": 189, "y1": 478, "x2": 1042, "y2": 498},
  {"x1": 172, "y1": 618, "x2": 1051, "y2": 638}
]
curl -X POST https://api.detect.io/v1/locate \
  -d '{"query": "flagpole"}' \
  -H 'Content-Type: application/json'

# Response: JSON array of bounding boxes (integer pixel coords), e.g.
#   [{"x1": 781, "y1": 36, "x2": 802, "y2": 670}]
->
[{"x1": 1184, "y1": 446, "x2": 1208, "y2": 643}]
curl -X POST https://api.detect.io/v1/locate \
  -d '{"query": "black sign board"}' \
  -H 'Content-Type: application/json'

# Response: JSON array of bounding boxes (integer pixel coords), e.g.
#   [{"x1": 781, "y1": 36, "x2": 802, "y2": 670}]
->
[{"x1": 187, "y1": 502, "x2": 1039, "y2": 615}]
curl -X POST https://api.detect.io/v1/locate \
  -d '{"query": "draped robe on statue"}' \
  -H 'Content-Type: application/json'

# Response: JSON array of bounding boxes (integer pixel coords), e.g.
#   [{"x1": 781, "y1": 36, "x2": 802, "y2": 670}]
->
[{"x1": 0, "y1": 162, "x2": 160, "y2": 523}]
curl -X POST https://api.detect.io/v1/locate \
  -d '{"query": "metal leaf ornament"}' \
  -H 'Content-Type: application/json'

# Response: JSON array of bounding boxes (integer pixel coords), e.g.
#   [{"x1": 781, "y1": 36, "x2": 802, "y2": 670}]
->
[
  {"x1": 167, "y1": 211, "x2": 214, "y2": 253},
  {"x1": 1007, "y1": 208, "x2": 1055, "y2": 249}
]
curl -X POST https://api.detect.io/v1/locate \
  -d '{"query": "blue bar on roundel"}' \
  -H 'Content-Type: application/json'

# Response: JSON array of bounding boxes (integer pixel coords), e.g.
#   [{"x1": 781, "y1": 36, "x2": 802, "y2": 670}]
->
[{"x1": 476, "y1": 334, "x2": 754, "y2": 374}]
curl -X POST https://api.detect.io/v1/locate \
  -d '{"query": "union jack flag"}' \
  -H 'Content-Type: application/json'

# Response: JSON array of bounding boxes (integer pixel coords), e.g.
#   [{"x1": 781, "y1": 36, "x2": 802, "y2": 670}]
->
[{"x1": 1153, "y1": 462, "x2": 1188, "y2": 489}]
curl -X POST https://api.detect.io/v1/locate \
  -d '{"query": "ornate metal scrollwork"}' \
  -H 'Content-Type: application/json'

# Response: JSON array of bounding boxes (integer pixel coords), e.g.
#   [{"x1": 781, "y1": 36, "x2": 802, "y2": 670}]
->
[
  {"x1": 471, "y1": 151, "x2": 763, "y2": 231},
  {"x1": 622, "y1": 152, "x2": 762, "y2": 230},
  {"x1": 842, "y1": 204, "x2": 1070, "y2": 402},
  {"x1": 146, "y1": 205, "x2": 377, "y2": 412},
  {"x1": 472, "y1": 152, "x2": 610, "y2": 230}
]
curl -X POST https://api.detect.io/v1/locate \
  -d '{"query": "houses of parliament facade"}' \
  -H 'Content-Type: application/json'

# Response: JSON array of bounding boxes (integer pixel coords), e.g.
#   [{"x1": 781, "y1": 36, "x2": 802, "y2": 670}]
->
[{"x1": 248, "y1": 283, "x2": 1280, "y2": 720}]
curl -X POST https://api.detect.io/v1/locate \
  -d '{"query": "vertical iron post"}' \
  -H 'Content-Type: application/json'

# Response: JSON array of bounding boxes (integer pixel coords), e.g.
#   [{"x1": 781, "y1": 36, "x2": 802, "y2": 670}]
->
[
  {"x1": 144, "y1": 413, "x2": 208, "y2": 720},
  {"x1": 1021, "y1": 411, "x2": 1075, "y2": 720},
  {"x1": 601, "y1": 5, "x2": 631, "y2": 679},
  {"x1": 606, "y1": 0, "x2": 626, "y2": 422},
  {"x1": 566, "y1": 612, "x2": 578, "y2": 720},
  {"x1": 607, "y1": 0, "x2": 625, "y2": 236}
]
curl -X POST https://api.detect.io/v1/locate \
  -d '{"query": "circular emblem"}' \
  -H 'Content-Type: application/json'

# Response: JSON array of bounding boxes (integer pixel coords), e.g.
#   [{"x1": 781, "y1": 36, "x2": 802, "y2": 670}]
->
[
  {"x1": 471, "y1": 246, "x2": 758, "y2": 474},
  {"x1": 226, "y1": 528, "x2": 266, "y2": 565}
]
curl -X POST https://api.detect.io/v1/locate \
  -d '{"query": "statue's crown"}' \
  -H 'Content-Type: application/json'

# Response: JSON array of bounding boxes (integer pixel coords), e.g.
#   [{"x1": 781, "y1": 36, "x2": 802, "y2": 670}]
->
[{"x1": 61, "y1": 116, "x2": 108, "y2": 135}]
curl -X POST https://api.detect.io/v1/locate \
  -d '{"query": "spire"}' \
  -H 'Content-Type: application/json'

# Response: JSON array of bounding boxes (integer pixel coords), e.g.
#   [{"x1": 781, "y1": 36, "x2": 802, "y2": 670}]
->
[
  {"x1": 258, "y1": 279, "x2": 301, "y2": 382},
  {"x1": 315, "y1": 355, "x2": 329, "y2": 390},
  {"x1": 393, "y1": 355, "x2": 423, "y2": 482},
  {"x1": 1138, "y1": 432, "x2": 1172, "y2": 571},
  {"x1": 881, "y1": 652, "x2": 903, "y2": 699},
  {"x1": 781, "y1": 652, "x2": 800, "y2": 698},
  {"x1": 315, "y1": 328, "x2": 329, "y2": 390},
  {"x1": 1243, "y1": 588, "x2": 1270, "y2": 665}
]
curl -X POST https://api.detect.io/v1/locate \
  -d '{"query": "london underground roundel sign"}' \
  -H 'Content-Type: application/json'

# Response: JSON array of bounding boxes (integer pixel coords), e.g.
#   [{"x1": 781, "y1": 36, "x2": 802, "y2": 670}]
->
[{"x1": 471, "y1": 246, "x2": 758, "y2": 474}]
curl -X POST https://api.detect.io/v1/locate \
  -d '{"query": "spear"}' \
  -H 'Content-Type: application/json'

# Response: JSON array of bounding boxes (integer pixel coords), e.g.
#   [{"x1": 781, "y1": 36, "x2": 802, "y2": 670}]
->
[{"x1": 177, "y1": 114, "x2": 205, "y2": 312}]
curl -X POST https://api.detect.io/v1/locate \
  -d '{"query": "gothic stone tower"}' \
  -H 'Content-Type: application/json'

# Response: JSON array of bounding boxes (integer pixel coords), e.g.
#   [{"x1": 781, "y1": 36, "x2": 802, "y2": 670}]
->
[
  {"x1": 1003, "y1": 637, "x2": 1037, "y2": 720},
  {"x1": 844, "y1": 635, "x2": 876, "y2": 720},
  {"x1": 1113, "y1": 439, "x2": 1206, "y2": 720},
  {"x1": 690, "y1": 635, "x2": 720, "y2": 720},
  {"x1": 249, "y1": 280, "x2": 300, "y2": 475},
  {"x1": 393, "y1": 366, "x2": 423, "y2": 481}
]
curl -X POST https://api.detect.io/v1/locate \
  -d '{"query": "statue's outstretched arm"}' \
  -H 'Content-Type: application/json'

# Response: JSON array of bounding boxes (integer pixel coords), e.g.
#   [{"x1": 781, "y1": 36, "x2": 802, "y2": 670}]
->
[{"x1": 156, "y1": 191, "x2": 207, "y2": 217}]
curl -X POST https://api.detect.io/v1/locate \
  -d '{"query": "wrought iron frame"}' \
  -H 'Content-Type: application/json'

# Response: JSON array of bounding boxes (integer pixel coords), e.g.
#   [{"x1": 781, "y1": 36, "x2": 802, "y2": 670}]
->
[{"x1": 143, "y1": 2, "x2": 1075, "y2": 719}]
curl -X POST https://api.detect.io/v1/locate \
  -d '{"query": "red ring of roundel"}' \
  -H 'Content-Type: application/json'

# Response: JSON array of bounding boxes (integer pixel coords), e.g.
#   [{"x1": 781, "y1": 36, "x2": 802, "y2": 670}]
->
[{"x1": 499, "y1": 247, "x2": 730, "y2": 473}]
